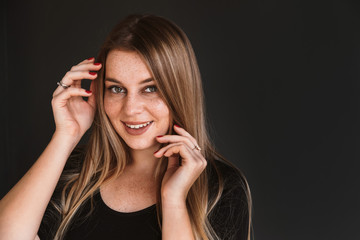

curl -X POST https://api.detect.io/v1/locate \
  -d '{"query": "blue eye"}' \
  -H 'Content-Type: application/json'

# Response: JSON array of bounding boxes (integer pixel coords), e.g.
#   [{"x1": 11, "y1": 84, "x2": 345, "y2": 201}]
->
[
  {"x1": 109, "y1": 86, "x2": 125, "y2": 94},
  {"x1": 144, "y1": 86, "x2": 157, "y2": 93}
]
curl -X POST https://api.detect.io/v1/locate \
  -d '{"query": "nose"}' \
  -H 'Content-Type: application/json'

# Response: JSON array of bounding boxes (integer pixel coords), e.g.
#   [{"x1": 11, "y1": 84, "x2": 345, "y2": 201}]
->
[{"x1": 122, "y1": 93, "x2": 144, "y2": 116}]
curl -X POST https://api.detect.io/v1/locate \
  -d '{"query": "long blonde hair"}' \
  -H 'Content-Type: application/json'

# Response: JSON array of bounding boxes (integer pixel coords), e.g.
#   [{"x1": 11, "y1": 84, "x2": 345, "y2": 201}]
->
[{"x1": 49, "y1": 14, "x2": 252, "y2": 240}]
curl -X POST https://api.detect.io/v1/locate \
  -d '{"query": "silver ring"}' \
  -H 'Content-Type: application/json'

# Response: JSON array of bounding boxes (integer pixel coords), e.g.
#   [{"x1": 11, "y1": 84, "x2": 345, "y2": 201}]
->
[
  {"x1": 192, "y1": 145, "x2": 201, "y2": 151},
  {"x1": 57, "y1": 80, "x2": 70, "y2": 89}
]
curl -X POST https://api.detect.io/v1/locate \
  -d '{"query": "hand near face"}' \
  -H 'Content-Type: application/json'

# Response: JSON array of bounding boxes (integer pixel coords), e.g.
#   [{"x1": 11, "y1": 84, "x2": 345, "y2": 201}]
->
[
  {"x1": 154, "y1": 125, "x2": 207, "y2": 205},
  {"x1": 51, "y1": 58, "x2": 101, "y2": 139}
]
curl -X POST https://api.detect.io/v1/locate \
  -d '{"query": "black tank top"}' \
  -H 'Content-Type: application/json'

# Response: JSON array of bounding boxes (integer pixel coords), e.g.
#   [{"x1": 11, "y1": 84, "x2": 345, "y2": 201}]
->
[
  {"x1": 38, "y1": 157, "x2": 249, "y2": 240},
  {"x1": 61, "y1": 192, "x2": 161, "y2": 239}
]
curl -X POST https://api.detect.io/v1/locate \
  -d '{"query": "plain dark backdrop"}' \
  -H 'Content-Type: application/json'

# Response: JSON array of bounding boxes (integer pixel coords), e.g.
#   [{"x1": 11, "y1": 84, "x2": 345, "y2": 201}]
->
[{"x1": 1, "y1": 0, "x2": 359, "y2": 239}]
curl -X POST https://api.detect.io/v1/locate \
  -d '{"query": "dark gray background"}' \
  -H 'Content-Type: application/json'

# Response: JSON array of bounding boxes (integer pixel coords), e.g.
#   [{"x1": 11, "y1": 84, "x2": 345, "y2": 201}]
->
[{"x1": 1, "y1": 0, "x2": 359, "y2": 239}]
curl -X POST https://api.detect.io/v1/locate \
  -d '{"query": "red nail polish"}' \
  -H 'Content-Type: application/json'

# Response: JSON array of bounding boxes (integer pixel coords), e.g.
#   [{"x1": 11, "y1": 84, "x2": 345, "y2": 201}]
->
[
  {"x1": 87, "y1": 57, "x2": 94, "y2": 60},
  {"x1": 85, "y1": 90, "x2": 92, "y2": 94},
  {"x1": 157, "y1": 135, "x2": 164, "y2": 138},
  {"x1": 174, "y1": 124, "x2": 181, "y2": 128},
  {"x1": 89, "y1": 71, "x2": 97, "y2": 75},
  {"x1": 94, "y1": 63, "x2": 101, "y2": 66},
  {"x1": 154, "y1": 150, "x2": 159, "y2": 154}
]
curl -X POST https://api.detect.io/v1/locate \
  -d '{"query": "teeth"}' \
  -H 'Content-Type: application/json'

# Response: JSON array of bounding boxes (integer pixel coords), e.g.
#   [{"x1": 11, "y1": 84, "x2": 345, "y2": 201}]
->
[{"x1": 126, "y1": 121, "x2": 152, "y2": 129}]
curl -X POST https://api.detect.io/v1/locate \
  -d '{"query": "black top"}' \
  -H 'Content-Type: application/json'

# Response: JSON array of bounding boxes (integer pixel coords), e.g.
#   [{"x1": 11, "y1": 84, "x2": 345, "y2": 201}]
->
[
  {"x1": 38, "y1": 151, "x2": 249, "y2": 240},
  {"x1": 61, "y1": 192, "x2": 160, "y2": 240}
]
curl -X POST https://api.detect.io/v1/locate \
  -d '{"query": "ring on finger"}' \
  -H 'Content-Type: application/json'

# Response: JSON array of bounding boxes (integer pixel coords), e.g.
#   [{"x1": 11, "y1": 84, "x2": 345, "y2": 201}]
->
[
  {"x1": 192, "y1": 145, "x2": 201, "y2": 151},
  {"x1": 57, "y1": 80, "x2": 70, "y2": 89}
]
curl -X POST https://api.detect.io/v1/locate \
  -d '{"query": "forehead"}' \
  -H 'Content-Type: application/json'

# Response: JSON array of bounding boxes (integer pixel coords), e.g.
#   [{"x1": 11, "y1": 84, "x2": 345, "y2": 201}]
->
[{"x1": 105, "y1": 50, "x2": 152, "y2": 83}]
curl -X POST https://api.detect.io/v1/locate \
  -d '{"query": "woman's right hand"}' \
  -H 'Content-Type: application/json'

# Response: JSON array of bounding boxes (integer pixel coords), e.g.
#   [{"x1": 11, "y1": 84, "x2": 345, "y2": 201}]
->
[{"x1": 51, "y1": 57, "x2": 102, "y2": 140}]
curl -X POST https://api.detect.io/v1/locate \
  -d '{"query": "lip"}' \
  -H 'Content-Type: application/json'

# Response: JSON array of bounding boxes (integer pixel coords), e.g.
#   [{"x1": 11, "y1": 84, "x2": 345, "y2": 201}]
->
[
  {"x1": 123, "y1": 121, "x2": 151, "y2": 125},
  {"x1": 122, "y1": 121, "x2": 153, "y2": 136}
]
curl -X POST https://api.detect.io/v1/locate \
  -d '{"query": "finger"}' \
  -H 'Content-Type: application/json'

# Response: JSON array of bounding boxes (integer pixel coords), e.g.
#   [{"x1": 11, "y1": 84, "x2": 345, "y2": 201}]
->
[
  {"x1": 163, "y1": 144, "x2": 203, "y2": 169},
  {"x1": 154, "y1": 142, "x2": 194, "y2": 159},
  {"x1": 173, "y1": 125, "x2": 200, "y2": 148},
  {"x1": 78, "y1": 57, "x2": 95, "y2": 65},
  {"x1": 173, "y1": 125, "x2": 197, "y2": 141},
  {"x1": 52, "y1": 87, "x2": 92, "y2": 107},
  {"x1": 77, "y1": 57, "x2": 101, "y2": 66},
  {"x1": 68, "y1": 62, "x2": 101, "y2": 88},
  {"x1": 53, "y1": 70, "x2": 98, "y2": 95},
  {"x1": 67, "y1": 57, "x2": 96, "y2": 72},
  {"x1": 154, "y1": 142, "x2": 182, "y2": 158},
  {"x1": 163, "y1": 144, "x2": 193, "y2": 158},
  {"x1": 164, "y1": 145, "x2": 188, "y2": 169},
  {"x1": 62, "y1": 70, "x2": 98, "y2": 86},
  {"x1": 156, "y1": 135, "x2": 196, "y2": 149},
  {"x1": 70, "y1": 62, "x2": 102, "y2": 72}
]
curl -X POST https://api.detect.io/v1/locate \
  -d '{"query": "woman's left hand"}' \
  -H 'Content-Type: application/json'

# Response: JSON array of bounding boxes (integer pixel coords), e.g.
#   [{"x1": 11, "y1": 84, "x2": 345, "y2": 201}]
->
[{"x1": 154, "y1": 125, "x2": 207, "y2": 206}]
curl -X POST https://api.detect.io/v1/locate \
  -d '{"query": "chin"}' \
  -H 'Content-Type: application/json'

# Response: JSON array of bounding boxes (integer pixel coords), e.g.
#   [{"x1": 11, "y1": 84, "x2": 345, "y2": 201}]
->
[{"x1": 122, "y1": 138, "x2": 159, "y2": 151}]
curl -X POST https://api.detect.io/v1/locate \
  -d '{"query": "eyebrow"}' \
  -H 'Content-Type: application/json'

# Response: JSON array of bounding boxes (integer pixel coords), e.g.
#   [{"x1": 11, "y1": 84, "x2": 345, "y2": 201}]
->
[{"x1": 105, "y1": 77, "x2": 154, "y2": 84}]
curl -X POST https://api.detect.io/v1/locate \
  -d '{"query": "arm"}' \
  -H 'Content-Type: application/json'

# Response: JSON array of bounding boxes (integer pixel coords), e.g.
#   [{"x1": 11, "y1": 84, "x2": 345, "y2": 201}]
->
[
  {"x1": 0, "y1": 58, "x2": 101, "y2": 240},
  {"x1": 155, "y1": 125, "x2": 207, "y2": 240},
  {"x1": 0, "y1": 133, "x2": 78, "y2": 240},
  {"x1": 161, "y1": 200, "x2": 194, "y2": 240}
]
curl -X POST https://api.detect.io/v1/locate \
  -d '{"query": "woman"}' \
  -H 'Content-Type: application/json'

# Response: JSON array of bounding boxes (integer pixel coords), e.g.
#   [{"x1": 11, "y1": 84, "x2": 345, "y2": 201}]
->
[{"x1": 0, "y1": 14, "x2": 252, "y2": 240}]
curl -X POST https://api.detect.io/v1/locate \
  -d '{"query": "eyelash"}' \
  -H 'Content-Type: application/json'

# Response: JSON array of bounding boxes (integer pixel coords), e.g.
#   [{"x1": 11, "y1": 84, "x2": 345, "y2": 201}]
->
[{"x1": 107, "y1": 85, "x2": 158, "y2": 94}]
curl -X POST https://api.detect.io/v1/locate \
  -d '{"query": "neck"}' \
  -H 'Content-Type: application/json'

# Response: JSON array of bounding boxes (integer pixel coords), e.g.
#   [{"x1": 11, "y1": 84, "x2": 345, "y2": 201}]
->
[{"x1": 127, "y1": 146, "x2": 159, "y2": 176}]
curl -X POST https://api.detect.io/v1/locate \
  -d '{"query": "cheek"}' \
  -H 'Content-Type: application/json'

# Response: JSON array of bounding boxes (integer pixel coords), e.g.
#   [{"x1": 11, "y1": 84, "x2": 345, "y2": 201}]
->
[
  {"x1": 150, "y1": 99, "x2": 170, "y2": 122},
  {"x1": 104, "y1": 95, "x2": 119, "y2": 118}
]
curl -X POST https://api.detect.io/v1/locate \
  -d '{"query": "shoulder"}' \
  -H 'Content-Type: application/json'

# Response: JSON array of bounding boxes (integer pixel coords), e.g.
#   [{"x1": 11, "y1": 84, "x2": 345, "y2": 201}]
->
[
  {"x1": 207, "y1": 158, "x2": 250, "y2": 240},
  {"x1": 207, "y1": 158, "x2": 248, "y2": 198}
]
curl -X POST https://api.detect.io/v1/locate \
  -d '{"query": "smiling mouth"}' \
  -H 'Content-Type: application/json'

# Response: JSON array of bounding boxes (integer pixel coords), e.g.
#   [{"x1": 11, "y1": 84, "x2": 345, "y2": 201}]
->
[{"x1": 124, "y1": 121, "x2": 153, "y2": 129}]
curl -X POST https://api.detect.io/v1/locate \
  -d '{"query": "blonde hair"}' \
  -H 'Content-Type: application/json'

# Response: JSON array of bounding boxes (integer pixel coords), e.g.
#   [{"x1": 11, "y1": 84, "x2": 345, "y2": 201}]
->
[{"x1": 49, "y1": 14, "x2": 252, "y2": 240}]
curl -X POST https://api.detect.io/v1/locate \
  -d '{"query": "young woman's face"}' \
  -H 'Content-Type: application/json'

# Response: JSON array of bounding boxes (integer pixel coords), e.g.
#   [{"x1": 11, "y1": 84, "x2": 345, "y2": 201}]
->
[{"x1": 104, "y1": 50, "x2": 170, "y2": 152}]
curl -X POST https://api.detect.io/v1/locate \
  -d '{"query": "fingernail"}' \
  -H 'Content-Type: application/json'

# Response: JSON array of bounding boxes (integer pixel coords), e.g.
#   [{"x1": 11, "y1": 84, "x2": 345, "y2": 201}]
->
[
  {"x1": 154, "y1": 150, "x2": 159, "y2": 154},
  {"x1": 174, "y1": 124, "x2": 181, "y2": 128},
  {"x1": 94, "y1": 62, "x2": 101, "y2": 66},
  {"x1": 89, "y1": 71, "x2": 97, "y2": 75},
  {"x1": 87, "y1": 57, "x2": 94, "y2": 60},
  {"x1": 85, "y1": 90, "x2": 92, "y2": 94},
  {"x1": 156, "y1": 135, "x2": 164, "y2": 138}
]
